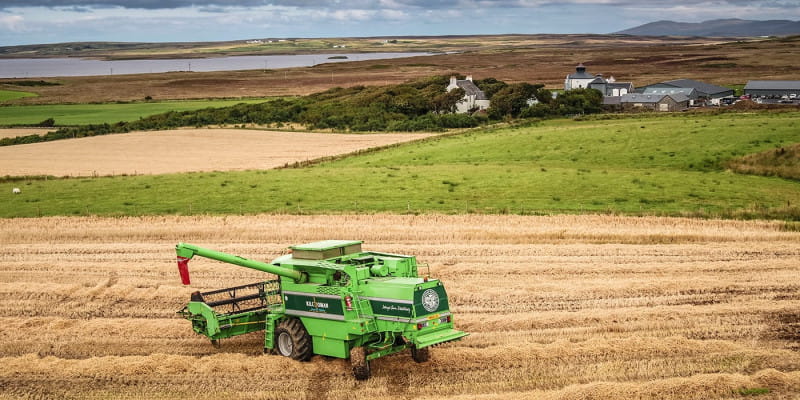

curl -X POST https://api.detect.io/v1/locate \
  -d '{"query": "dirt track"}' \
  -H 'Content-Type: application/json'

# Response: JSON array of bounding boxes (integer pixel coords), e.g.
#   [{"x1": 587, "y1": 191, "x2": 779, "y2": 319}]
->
[
  {"x1": 0, "y1": 214, "x2": 798, "y2": 399},
  {"x1": 0, "y1": 129, "x2": 434, "y2": 177},
  {"x1": 0, "y1": 128, "x2": 52, "y2": 139}
]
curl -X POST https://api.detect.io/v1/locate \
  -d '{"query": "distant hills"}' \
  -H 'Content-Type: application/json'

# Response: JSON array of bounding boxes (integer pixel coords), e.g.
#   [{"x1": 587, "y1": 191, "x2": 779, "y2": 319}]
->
[{"x1": 616, "y1": 19, "x2": 800, "y2": 37}]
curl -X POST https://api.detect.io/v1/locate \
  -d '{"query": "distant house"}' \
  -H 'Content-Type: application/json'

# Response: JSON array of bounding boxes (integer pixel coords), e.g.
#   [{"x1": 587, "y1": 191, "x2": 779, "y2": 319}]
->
[
  {"x1": 447, "y1": 75, "x2": 490, "y2": 113},
  {"x1": 620, "y1": 93, "x2": 690, "y2": 112},
  {"x1": 744, "y1": 80, "x2": 800, "y2": 97},
  {"x1": 565, "y1": 64, "x2": 633, "y2": 96},
  {"x1": 565, "y1": 64, "x2": 602, "y2": 90},
  {"x1": 638, "y1": 79, "x2": 733, "y2": 105}
]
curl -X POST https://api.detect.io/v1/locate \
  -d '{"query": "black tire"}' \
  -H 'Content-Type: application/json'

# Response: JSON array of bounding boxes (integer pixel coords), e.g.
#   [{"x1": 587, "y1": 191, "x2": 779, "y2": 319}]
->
[
  {"x1": 274, "y1": 318, "x2": 313, "y2": 361},
  {"x1": 350, "y1": 346, "x2": 371, "y2": 380},
  {"x1": 411, "y1": 345, "x2": 430, "y2": 363}
]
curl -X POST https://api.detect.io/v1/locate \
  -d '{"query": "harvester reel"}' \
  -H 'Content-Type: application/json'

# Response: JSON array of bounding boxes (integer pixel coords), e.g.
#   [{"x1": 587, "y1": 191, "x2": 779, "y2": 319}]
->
[
  {"x1": 350, "y1": 346, "x2": 371, "y2": 380},
  {"x1": 274, "y1": 318, "x2": 313, "y2": 361}
]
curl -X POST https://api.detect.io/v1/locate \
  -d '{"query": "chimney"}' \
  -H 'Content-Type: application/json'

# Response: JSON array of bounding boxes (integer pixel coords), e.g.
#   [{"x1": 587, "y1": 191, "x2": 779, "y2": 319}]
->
[
  {"x1": 450, "y1": 76, "x2": 457, "y2": 85},
  {"x1": 466, "y1": 75, "x2": 473, "y2": 81}
]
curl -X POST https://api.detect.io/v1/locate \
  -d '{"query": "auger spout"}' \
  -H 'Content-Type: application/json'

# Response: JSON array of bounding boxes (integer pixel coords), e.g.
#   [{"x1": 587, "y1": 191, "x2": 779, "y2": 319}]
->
[{"x1": 175, "y1": 242, "x2": 306, "y2": 285}]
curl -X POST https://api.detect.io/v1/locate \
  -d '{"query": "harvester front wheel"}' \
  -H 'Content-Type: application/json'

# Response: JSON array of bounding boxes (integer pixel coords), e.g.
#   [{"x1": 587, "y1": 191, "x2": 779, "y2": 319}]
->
[
  {"x1": 274, "y1": 318, "x2": 313, "y2": 361},
  {"x1": 350, "y1": 346, "x2": 370, "y2": 380},
  {"x1": 411, "y1": 345, "x2": 430, "y2": 363}
]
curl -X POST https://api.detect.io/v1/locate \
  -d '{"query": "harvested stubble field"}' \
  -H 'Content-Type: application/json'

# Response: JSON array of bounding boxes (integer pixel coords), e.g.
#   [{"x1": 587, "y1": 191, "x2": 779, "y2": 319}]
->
[
  {"x1": 1, "y1": 214, "x2": 799, "y2": 399},
  {"x1": 0, "y1": 129, "x2": 434, "y2": 177}
]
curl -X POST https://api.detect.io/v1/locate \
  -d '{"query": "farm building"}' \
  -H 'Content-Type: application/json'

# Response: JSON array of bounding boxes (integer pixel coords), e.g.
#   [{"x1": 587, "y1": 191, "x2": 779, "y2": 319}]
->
[
  {"x1": 744, "y1": 80, "x2": 800, "y2": 97},
  {"x1": 447, "y1": 75, "x2": 490, "y2": 114},
  {"x1": 637, "y1": 79, "x2": 733, "y2": 105},
  {"x1": 620, "y1": 93, "x2": 690, "y2": 112},
  {"x1": 602, "y1": 95, "x2": 623, "y2": 111},
  {"x1": 565, "y1": 64, "x2": 601, "y2": 90},
  {"x1": 565, "y1": 64, "x2": 633, "y2": 96},
  {"x1": 590, "y1": 79, "x2": 634, "y2": 97},
  {"x1": 642, "y1": 87, "x2": 700, "y2": 106}
]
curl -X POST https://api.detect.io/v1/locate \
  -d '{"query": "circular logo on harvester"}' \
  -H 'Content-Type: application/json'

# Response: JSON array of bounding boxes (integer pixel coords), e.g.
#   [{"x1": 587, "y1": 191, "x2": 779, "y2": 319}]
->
[{"x1": 421, "y1": 289, "x2": 440, "y2": 312}]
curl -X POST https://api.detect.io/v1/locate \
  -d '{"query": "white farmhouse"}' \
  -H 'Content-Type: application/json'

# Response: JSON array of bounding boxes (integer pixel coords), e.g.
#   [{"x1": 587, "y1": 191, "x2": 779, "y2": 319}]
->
[
  {"x1": 565, "y1": 64, "x2": 633, "y2": 96},
  {"x1": 565, "y1": 63, "x2": 602, "y2": 90},
  {"x1": 446, "y1": 75, "x2": 490, "y2": 114}
]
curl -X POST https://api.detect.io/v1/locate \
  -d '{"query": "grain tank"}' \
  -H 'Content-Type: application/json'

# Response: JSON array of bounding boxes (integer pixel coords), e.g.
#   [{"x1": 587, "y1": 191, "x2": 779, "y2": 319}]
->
[{"x1": 176, "y1": 240, "x2": 467, "y2": 379}]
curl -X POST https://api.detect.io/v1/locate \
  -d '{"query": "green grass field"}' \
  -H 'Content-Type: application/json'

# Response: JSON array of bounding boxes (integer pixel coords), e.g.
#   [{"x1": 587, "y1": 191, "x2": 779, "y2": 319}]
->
[
  {"x1": 0, "y1": 98, "x2": 271, "y2": 126},
  {"x1": 0, "y1": 89, "x2": 37, "y2": 103},
  {"x1": 2, "y1": 112, "x2": 799, "y2": 219}
]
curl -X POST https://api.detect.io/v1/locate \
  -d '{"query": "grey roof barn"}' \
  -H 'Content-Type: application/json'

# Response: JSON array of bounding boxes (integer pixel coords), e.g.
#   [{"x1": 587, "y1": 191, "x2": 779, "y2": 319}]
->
[
  {"x1": 620, "y1": 93, "x2": 690, "y2": 112},
  {"x1": 643, "y1": 87, "x2": 699, "y2": 100},
  {"x1": 643, "y1": 79, "x2": 733, "y2": 98},
  {"x1": 744, "y1": 80, "x2": 800, "y2": 97},
  {"x1": 622, "y1": 93, "x2": 690, "y2": 104}
]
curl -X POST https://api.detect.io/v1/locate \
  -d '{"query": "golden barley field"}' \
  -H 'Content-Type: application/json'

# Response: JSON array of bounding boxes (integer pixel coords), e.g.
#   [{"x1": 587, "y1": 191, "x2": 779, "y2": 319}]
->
[
  {"x1": 0, "y1": 214, "x2": 798, "y2": 399},
  {"x1": 0, "y1": 129, "x2": 433, "y2": 177}
]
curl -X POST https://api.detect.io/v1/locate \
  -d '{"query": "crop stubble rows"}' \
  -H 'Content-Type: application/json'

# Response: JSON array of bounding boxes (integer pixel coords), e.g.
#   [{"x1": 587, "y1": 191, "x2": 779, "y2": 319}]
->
[{"x1": 0, "y1": 214, "x2": 799, "y2": 399}]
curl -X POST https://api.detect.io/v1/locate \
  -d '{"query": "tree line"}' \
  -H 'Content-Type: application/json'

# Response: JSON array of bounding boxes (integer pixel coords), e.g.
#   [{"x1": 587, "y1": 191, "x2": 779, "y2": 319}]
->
[{"x1": 1, "y1": 75, "x2": 603, "y2": 146}]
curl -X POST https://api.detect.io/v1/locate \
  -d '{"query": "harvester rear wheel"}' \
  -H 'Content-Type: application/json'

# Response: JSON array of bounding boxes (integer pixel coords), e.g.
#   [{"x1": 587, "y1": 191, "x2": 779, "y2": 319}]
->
[
  {"x1": 274, "y1": 318, "x2": 313, "y2": 361},
  {"x1": 411, "y1": 345, "x2": 430, "y2": 363},
  {"x1": 350, "y1": 346, "x2": 370, "y2": 380}
]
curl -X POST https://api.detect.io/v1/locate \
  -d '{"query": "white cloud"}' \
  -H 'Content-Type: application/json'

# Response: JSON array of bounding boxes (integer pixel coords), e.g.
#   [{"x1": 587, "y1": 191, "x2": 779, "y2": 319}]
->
[
  {"x1": 379, "y1": 9, "x2": 409, "y2": 20},
  {"x1": 329, "y1": 9, "x2": 375, "y2": 22},
  {"x1": 0, "y1": 15, "x2": 26, "y2": 32}
]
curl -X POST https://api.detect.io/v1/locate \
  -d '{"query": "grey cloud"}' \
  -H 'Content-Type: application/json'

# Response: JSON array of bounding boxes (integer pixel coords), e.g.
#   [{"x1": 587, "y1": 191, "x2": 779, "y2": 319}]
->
[
  {"x1": 1, "y1": 0, "x2": 797, "y2": 10},
  {"x1": 54, "y1": 5, "x2": 94, "y2": 12}
]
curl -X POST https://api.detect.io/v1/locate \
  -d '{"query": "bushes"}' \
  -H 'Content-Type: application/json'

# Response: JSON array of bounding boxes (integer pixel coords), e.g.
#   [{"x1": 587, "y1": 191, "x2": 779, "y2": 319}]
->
[
  {"x1": 491, "y1": 86, "x2": 602, "y2": 119},
  {"x1": 550, "y1": 88, "x2": 604, "y2": 116},
  {"x1": 38, "y1": 118, "x2": 56, "y2": 127}
]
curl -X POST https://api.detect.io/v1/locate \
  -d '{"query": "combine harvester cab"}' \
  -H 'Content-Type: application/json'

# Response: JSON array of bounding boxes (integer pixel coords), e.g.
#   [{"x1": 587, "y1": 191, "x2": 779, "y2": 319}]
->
[{"x1": 175, "y1": 240, "x2": 467, "y2": 380}]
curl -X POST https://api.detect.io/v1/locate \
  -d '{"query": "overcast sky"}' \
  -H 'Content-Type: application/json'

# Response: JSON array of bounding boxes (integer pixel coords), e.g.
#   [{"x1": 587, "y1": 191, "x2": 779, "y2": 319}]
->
[{"x1": 1, "y1": 1, "x2": 799, "y2": 46}]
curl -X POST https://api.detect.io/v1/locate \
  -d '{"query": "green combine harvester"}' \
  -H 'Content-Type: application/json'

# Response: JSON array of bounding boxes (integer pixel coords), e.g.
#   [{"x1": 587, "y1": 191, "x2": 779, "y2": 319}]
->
[{"x1": 175, "y1": 240, "x2": 467, "y2": 379}]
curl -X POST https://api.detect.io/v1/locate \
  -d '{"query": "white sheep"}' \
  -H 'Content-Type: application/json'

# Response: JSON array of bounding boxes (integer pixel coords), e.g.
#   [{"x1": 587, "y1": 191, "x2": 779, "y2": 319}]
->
[{"x1": 12, "y1": 188, "x2": 21, "y2": 194}]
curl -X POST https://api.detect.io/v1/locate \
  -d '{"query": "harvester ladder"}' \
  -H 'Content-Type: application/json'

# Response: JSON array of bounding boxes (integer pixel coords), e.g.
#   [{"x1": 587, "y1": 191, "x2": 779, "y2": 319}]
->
[{"x1": 354, "y1": 296, "x2": 379, "y2": 332}]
